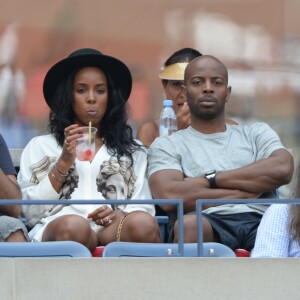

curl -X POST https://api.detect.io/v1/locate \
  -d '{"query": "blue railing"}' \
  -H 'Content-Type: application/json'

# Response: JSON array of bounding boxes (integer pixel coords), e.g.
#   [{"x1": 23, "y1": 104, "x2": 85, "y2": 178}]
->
[
  {"x1": 196, "y1": 198, "x2": 300, "y2": 256},
  {"x1": 0, "y1": 199, "x2": 185, "y2": 256}
]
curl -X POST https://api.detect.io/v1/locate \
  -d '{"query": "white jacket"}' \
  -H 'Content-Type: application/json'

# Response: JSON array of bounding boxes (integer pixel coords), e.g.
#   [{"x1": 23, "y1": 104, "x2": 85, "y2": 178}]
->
[{"x1": 18, "y1": 134, "x2": 155, "y2": 240}]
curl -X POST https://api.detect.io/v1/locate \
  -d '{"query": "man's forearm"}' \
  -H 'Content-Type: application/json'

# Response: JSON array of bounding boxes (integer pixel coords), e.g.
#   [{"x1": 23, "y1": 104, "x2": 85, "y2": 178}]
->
[
  {"x1": 150, "y1": 171, "x2": 260, "y2": 213},
  {"x1": 214, "y1": 149, "x2": 293, "y2": 193}
]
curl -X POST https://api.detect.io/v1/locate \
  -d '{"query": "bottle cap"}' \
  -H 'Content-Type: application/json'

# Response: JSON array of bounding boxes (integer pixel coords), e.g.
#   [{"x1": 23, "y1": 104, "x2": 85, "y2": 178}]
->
[{"x1": 163, "y1": 100, "x2": 173, "y2": 107}]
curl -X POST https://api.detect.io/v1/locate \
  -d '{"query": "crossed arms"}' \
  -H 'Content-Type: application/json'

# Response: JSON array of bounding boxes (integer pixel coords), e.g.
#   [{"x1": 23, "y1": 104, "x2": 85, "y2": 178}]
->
[{"x1": 149, "y1": 149, "x2": 294, "y2": 213}]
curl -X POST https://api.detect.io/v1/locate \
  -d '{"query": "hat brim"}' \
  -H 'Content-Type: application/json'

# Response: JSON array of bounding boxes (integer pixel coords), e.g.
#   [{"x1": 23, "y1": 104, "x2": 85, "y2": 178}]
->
[
  {"x1": 159, "y1": 62, "x2": 188, "y2": 81},
  {"x1": 43, "y1": 53, "x2": 132, "y2": 110}
]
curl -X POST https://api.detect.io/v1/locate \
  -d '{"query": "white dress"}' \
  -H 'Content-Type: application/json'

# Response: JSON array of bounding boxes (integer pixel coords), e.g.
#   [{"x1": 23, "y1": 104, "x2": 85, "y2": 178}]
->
[{"x1": 18, "y1": 134, "x2": 155, "y2": 241}]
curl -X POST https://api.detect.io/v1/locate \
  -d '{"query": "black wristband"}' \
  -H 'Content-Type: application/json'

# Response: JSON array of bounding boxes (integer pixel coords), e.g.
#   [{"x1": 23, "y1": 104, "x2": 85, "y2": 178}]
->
[{"x1": 205, "y1": 170, "x2": 218, "y2": 189}]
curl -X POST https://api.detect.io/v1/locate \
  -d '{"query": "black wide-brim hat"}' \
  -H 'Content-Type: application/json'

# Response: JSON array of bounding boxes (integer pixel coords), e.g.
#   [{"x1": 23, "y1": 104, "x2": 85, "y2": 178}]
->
[{"x1": 43, "y1": 48, "x2": 132, "y2": 110}]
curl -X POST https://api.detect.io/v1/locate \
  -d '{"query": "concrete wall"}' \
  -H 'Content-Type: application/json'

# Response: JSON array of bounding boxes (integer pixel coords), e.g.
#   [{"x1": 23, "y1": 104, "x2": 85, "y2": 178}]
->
[{"x1": 1, "y1": 258, "x2": 299, "y2": 300}]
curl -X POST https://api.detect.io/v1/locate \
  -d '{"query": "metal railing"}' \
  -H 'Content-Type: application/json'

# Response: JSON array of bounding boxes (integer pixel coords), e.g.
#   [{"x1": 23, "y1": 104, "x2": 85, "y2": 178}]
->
[
  {"x1": 0, "y1": 199, "x2": 185, "y2": 256},
  {"x1": 196, "y1": 198, "x2": 300, "y2": 256}
]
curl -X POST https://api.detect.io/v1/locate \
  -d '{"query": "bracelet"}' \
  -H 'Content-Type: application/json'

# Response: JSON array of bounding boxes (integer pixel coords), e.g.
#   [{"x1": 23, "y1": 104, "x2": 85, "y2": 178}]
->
[
  {"x1": 116, "y1": 213, "x2": 130, "y2": 242},
  {"x1": 55, "y1": 163, "x2": 68, "y2": 177},
  {"x1": 50, "y1": 171, "x2": 65, "y2": 183}
]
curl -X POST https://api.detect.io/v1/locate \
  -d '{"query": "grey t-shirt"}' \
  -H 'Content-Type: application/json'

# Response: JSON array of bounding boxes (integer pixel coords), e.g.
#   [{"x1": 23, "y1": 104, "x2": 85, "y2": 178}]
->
[{"x1": 147, "y1": 122, "x2": 285, "y2": 215}]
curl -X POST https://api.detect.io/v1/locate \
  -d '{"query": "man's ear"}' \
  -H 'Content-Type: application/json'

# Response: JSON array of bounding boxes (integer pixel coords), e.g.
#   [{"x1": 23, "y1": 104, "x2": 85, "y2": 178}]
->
[{"x1": 226, "y1": 86, "x2": 232, "y2": 102}]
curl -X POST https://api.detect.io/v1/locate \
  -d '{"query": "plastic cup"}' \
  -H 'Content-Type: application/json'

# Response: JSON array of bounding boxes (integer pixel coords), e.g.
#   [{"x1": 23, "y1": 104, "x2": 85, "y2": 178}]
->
[{"x1": 76, "y1": 126, "x2": 97, "y2": 161}]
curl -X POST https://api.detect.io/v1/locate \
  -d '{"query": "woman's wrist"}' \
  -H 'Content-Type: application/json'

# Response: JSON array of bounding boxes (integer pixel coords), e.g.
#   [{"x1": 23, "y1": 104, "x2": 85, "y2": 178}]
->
[
  {"x1": 54, "y1": 162, "x2": 68, "y2": 177},
  {"x1": 49, "y1": 161, "x2": 70, "y2": 184},
  {"x1": 49, "y1": 170, "x2": 65, "y2": 184},
  {"x1": 55, "y1": 160, "x2": 70, "y2": 176}
]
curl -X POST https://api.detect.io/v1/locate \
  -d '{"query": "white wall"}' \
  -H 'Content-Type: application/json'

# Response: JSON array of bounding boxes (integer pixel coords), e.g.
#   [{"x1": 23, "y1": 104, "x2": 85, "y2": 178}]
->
[{"x1": 1, "y1": 258, "x2": 300, "y2": 300}]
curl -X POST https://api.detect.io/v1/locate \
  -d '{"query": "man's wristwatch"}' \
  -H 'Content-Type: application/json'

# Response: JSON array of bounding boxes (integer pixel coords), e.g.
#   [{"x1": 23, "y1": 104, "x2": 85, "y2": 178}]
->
[{"x1": 205, "y1": 170, "x2": 218, "y2": 189}]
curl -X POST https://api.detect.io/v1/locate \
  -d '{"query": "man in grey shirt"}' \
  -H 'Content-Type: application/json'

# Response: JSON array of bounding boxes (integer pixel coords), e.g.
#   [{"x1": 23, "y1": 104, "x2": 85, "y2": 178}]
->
[{"x1": 147, "y1": 55, "x2": 294, "y2": 251}]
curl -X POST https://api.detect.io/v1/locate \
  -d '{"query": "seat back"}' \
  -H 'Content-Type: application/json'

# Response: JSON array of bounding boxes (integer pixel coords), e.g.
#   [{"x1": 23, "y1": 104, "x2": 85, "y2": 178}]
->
[
  {"x1": 155, "y1": 215, "x2": 169, "y2": 242},
  {"x1": 9, "y1": 148, "x2": 23, "y2": 173},
  {"x1": 0, "y1": 241, "x2": 92, "y2": 258},
  {"x1": 102, "y1": 242, "x2": 236, "y2": 257}
]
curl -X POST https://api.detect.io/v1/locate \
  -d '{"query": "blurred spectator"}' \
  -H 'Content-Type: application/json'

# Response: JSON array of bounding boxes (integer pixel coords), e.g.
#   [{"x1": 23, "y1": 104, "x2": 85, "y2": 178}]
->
[
  {"x1": 0, "y1": 133, "x2": 29, "y2": 242},
  {"x1": 0, "y1": 21, "x2": 25, "y2": 123},
  {"x1": 251, "y1": 159, "x2": 300, "y2": 257},
  {"x1": 0, "y1": 22, "x2": 38, "y2": 148}
]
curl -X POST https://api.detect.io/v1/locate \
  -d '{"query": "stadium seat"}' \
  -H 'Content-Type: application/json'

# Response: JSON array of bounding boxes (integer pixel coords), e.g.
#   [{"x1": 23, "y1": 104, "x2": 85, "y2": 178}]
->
[
  {"x1": 0, "y1": 241, "x2": 92, "y2": 258},
  {"x1": 102, "y1": 241, "x2": 236, "y2": 257},
  {"x1": 155, "y1": 215, "x2": 169, "y2": 242},
  {"x1": 235, "y1": 249, "x2": 250, "y2": 257}
]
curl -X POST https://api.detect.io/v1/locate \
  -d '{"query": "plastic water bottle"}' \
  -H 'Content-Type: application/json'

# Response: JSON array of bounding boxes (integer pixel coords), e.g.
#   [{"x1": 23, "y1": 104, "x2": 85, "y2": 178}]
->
[{"x1": 159, "y1": 100, "x2": 177, "y2": 136}]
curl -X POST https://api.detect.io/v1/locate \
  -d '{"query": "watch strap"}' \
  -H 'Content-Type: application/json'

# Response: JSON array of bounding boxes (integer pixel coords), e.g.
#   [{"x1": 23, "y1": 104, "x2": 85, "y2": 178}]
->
[{"x1": 205, "y1": 171, "x2": 218, "y2": 189}]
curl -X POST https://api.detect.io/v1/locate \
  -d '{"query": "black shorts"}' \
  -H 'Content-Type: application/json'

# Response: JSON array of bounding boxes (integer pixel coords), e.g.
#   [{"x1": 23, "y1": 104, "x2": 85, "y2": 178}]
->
[{"x1": 202, "y1": 212, "x2": 262, "y2": 251}]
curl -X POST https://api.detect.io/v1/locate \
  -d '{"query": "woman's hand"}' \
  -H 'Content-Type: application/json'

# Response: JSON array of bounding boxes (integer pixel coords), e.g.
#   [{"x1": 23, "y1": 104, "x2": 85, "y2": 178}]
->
[
  {"x1": 55, "y1": 124, "x2": 83, "y2": 173},
  {"x1": 60, "y1": 124, "x2": 80, "y2": 163},
  {"x1": 176, "y1": 102, "x2": 191, "y2": 130},
  {"x1": 88, "y1": 205, "x2": 122, "y2": 227},
  {"x1": 48, "y1": 124, "x2": 83, "y2": 190}
]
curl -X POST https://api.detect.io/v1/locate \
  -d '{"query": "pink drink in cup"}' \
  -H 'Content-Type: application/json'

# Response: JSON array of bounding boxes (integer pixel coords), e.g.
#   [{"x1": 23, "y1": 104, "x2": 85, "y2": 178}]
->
[{"x1": 76, "y1": 126, "x2": 97, "y2": 161}]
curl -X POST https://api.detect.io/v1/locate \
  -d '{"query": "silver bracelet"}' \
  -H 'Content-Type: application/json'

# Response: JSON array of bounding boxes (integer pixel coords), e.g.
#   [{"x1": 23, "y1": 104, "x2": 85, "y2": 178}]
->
[
  {"x1": 50, "y1": 171, "x2": 65, "y2": 183},
  {"x1": 55, "y1": 163, "x2": 68, "y2": 177}
]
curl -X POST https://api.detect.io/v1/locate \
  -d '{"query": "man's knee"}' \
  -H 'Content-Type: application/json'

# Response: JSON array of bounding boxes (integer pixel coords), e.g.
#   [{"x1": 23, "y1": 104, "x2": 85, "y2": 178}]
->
[
  {"x1": 173, "y1": 215, "x2": 197, "y2": 243},
  {"x1": 202, "y1": 217, "x2": 220, "y2": 242},
  {"x1": 173, "y1": 215, "x2": 219, "y2": 243}
]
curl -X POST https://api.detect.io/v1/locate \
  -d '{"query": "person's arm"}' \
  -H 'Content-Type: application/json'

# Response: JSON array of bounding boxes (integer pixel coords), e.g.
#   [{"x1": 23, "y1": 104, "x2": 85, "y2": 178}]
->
[
  {"x1": 147, "y1": 135, "x2": 259, "y2": 213},
  {"x1": 0, "y1": 134, "x2": 22, "y2": 217},
  {"x1": 149, "y1": 148, "x2": 292, "y2": 213},
  {"x1": 136, "y1": 121, "x2": 159, "y2": 148},
  {"x1": 148, "y1": 122, "x2": 292, "y2": 212},
  {"x1": 251, "y1": 204, "x2": 290, "y2": 257},
  {"x1": 19, "y1": 126, "x2": 80, "y2": 227},
  {"x1": 185, "y1": 148, "x2": 293, "y2": 194},
  {"x1": 149, "y1": 169, "x2": 258, "y2": 213},
  {"x1": 149, "y1": 143, "x2": 292, "y2": 214},
  {"x1": 0, "y1": 170, "x2": 21, "y2": 217}
]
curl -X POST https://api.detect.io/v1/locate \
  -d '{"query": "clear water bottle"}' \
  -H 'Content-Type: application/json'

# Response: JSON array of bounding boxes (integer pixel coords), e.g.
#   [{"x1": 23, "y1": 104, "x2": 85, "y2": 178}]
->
[{"x1": 159, "y1": 100, "x2": 178, "y2": 136}]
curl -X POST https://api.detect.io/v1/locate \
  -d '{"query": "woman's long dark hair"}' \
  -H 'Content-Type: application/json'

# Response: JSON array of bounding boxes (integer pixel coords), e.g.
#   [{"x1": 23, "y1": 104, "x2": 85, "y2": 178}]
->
[
  {"x1": 289, "y1": 160, "x2": 300, "y2": 243},
  {"x1": 48, "y1": 68, "x2": 141, "y2": 164}
]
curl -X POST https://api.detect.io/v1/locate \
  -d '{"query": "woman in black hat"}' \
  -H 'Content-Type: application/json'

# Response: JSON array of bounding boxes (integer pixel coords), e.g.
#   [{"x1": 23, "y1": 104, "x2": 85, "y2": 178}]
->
[{"x1": 18, "y1": 48, "x2": 161, "y2": 251}]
